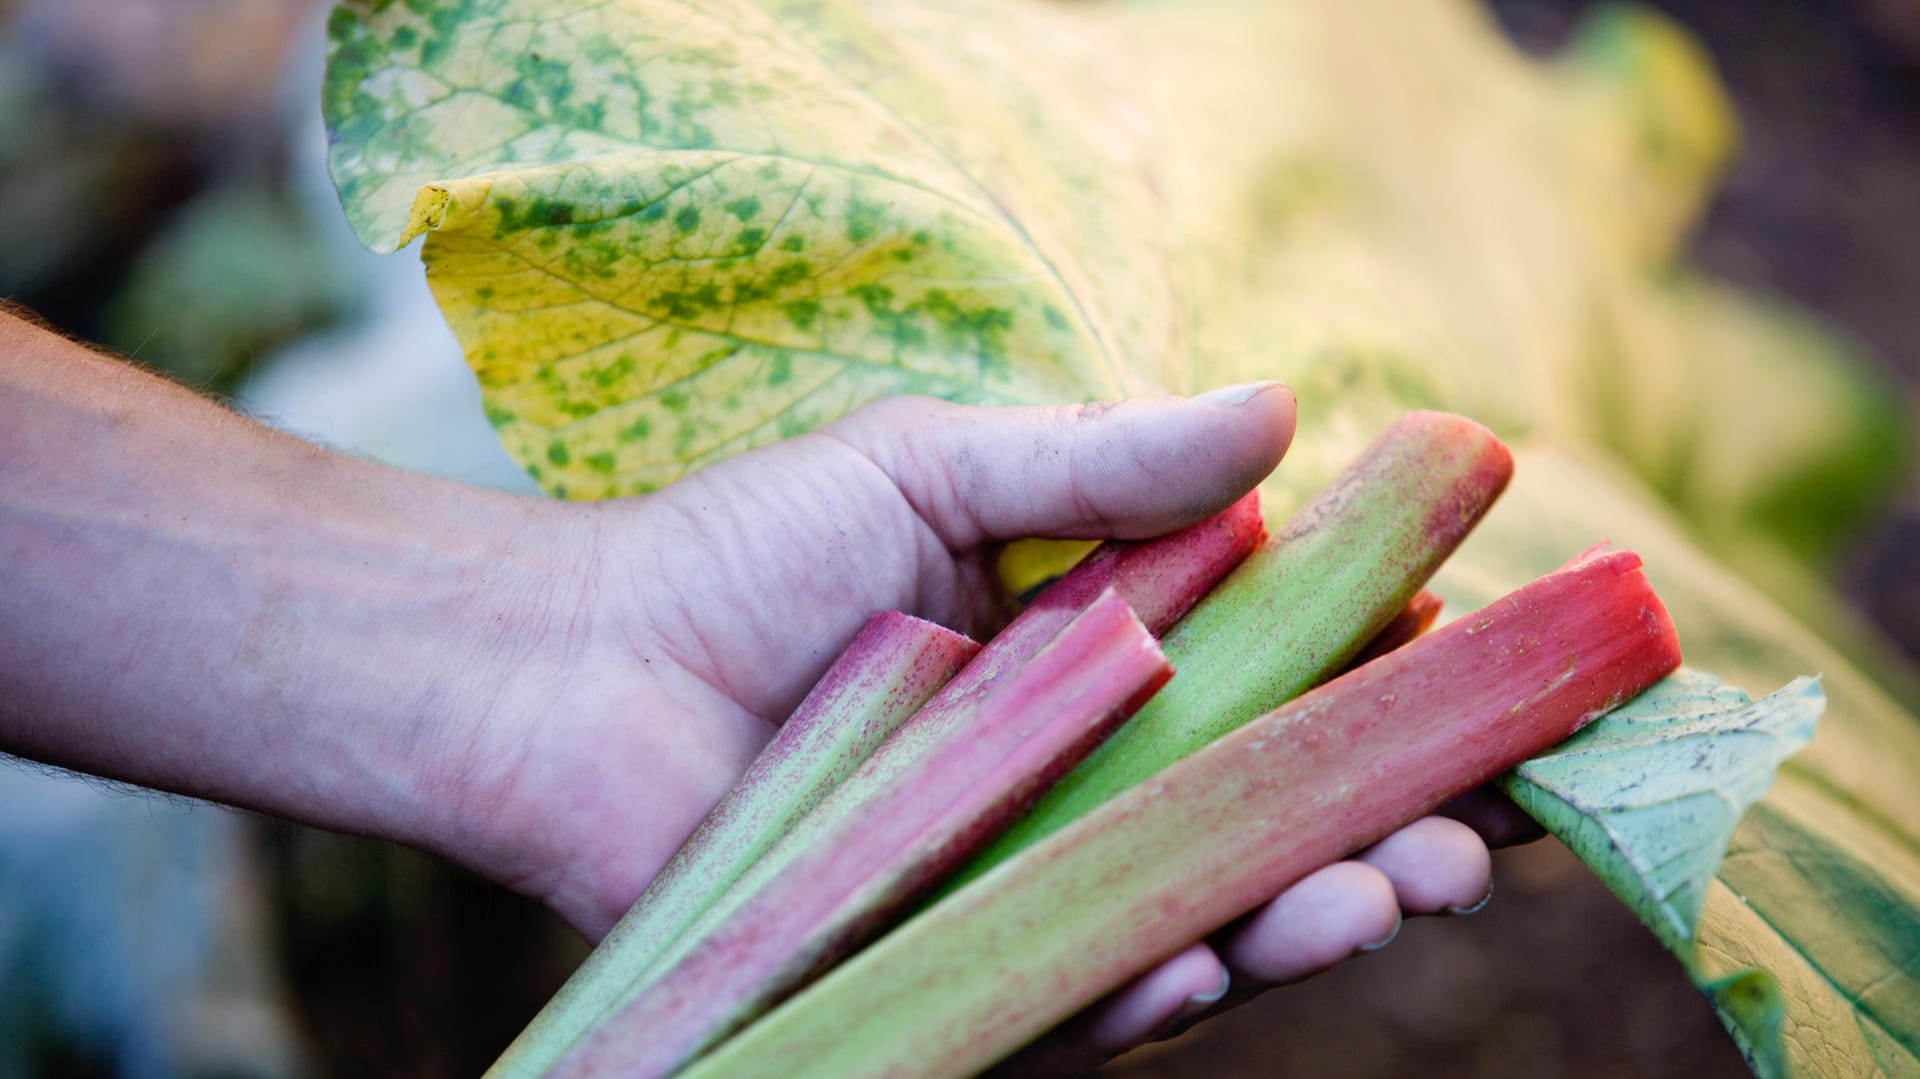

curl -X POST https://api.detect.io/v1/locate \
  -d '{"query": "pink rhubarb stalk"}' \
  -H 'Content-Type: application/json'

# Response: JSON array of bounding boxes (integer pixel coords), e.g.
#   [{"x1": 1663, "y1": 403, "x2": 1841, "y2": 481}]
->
[
  {"x1": 552, "y1": 589, "x2": 1173, "y2": 1079},
  {"x1": 682, "y1": 547, "x2": 1681, "y2": 1079}
]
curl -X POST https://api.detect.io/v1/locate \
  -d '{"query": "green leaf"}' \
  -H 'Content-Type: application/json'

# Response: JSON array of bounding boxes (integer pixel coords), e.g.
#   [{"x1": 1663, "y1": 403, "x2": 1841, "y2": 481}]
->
[
  {"x1": 1499, "y1": 671, "x2": 1824, "y2": 1074},
  {"x1": 1501, "y1": 670, "x2": 1821, "y2": 957},
  {"x1": 325, "y1": 1, "x2": 1920, "y2": 1074}
]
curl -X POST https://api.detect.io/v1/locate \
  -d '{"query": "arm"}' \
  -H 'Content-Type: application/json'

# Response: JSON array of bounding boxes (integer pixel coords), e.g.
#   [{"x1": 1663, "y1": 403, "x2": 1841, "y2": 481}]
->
[{"x1": 0, "y1": 308, "x2": 576, "y2": 863}]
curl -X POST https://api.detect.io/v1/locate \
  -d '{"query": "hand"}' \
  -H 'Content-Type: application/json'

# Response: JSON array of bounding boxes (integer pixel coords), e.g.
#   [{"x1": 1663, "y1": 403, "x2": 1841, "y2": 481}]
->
[
  {"x1": 0, "y1": 308, "x2": 1528, "y2": 1072},
  {"x1": 440, "y1": 387, "x2": 1535, "y2": 1071}
]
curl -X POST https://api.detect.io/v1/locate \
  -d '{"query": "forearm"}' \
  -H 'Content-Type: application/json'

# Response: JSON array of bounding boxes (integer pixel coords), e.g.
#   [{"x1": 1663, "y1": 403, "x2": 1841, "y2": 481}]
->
[{"x1": 0, "y1": 311, "x2": 582, "y2": 852}]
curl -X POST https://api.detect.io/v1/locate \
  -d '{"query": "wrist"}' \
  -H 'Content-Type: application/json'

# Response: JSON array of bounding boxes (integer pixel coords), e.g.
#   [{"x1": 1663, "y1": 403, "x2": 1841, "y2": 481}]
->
[{"x1": 337, "y1": 476, "x2": 604, "y2": 863}]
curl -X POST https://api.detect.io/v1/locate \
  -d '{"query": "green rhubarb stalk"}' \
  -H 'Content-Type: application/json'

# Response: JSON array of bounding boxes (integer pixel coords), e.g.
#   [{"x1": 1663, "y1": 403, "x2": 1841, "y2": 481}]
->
[
  {"x1": 549, "y1": 590, "x2": 1173, "y2": 1079},
  {"x1": 950, "y1": 410, "x2": 1512, "y2": 891},
  {"x1": 484, "y1": 612, "x2": 976, "y2": 1079},
  {"x1": 682, "y1": 547, "x2": 1683, "y2": 1079}
]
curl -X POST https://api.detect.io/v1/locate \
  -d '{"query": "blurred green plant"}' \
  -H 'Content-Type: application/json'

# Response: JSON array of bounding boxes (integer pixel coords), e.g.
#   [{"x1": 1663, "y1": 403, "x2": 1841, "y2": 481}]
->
[
  {"x1": 104, "y1": 185, "x2": 359, "y2": 392},
  {"x1": 322, "y1": 0, "x2": 1918, "y2": 1074}
]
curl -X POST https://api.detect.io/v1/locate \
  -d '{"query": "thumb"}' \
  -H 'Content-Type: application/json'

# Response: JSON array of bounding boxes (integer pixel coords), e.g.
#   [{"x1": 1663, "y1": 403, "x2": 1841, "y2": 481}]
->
[{"x1": 821, "y1": 382, "x2": 1295, "y2": 550}]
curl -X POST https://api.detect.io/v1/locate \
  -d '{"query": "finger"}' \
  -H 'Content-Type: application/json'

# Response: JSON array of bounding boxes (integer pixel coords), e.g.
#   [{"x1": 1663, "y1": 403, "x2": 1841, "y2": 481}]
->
[
  {"x1": 988, "y1": 943, "x2": 1228, "y2": 1078},
  {"x1": 1357, "y1": 816, "x2": 1494, "y2": 915},
  {"x1": 822, "y1": 384, "x2": 1295, "y2": 550},
  {"x1": 1437, "y1": 785, "x2": 1546, "y2": 848},
  {"x1": 1216, "y1": 860, "x2": 1402, "y2": 988}
]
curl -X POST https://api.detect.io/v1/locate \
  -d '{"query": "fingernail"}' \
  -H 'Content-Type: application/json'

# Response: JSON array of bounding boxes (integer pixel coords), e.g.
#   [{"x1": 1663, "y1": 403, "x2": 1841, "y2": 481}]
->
[
  {"x1": 1186, "y1": 968, "x2": 1231, "y2": 1010},
  {"x1": 1148, "y1": 971, "x2": 1232, "y2": 1043},
  {"x1": 1447, "y1": 881, "x2": 1495, "y2": 916},
  {"x1": 1193, "y1": 381, "x2": 1281, "y2": 407},
  {"x1": 1357, "y1": 912, "x2": 1403, "y2": 953}
]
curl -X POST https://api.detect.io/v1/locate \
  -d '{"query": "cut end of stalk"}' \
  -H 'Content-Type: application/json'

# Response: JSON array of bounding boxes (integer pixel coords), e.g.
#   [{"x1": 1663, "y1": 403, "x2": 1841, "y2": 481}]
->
[{"x1": 1020, "y1": 490, "x2": 1265, "y2": 633}]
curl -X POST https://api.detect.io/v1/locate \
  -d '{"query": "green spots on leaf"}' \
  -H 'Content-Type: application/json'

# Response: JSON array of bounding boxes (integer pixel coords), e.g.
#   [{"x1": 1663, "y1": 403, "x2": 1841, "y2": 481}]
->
[
  {"x1": 579, "y1": 32, "x2": 624, "y2": 65},
  {"x1": 417, "y1": 0, "x2": 476, "y2": 67},
  {"x1": 776, "y1": 408, "x2": 811, "y2": 438},
  {"x1": 663, "y1": 86, "x2": 718, "y2": 148},
  {"x1": 594, "y1": 354, "x2": 637, "y2": 388},
  {"x1": 767, "y1": 260, "x2": 813, "y2": 289},
  {"x1": 650, "y1": 282, "x2": 725, "y2": 321},
  {"x1": 779, "y1": 235, "x2": 806, "y2": 253},
  {"x1": 849, "y1": 283, "x2": 926, "y2": 354},
  {"x1": 925, "y1": 289, "x2": 1013, "y2": 359},
  {"x1": 783, "y1": 299, "x2": 822, "y2": 332},
  {"x1": 501, "y1": 52, "x2": 608, "y2": 129},
  {"x1": 546, "y1": 441, "x2": 571, "y2": 467},
  {"x1": 484, "y1": 404, "x2": 516, "y2": 428},
  {"x1": 620, "y1": 415, "x2": 652, "y2": 443},
  {"x1": 674, "y1": 205, "x2": 703, "y2": 234},
  {"x1": 724, "y1": 196, "x2": 763, "y2": 221},
  {"x1": 734, "y1": 227, "x2": 768, "y2": 252},
  {"x1": 844, "y1": 197, "x2": 888, "y2": 244},
  {"x1": 492, "y1": 194, "x2": 578, "y2": 239},
  {"x1": 839, "y1": 282, "x2": 1014, "y2": 365},
  {"x1": 585, "y1": 451, "x2": 618, "y2": 475}
]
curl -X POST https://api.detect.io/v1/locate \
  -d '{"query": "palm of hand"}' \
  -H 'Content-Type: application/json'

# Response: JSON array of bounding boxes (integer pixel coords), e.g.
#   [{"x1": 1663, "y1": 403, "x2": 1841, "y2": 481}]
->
[{"x1": 476, "y1": 424, "x2": 1003, "y2": 939}]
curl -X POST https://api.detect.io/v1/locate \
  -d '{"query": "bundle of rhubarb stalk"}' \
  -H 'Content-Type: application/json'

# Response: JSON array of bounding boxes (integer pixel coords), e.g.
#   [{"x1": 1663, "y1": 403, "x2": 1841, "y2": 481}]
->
[{"x1": 490, "y1": 411, "x2": 1684, "y2": 1079}]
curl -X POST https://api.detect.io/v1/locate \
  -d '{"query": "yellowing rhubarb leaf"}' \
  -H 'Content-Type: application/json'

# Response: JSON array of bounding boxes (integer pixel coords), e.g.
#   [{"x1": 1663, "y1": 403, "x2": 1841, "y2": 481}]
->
[{"x1": 323, "y1": 0, "x2": 1194, "y2": 497}]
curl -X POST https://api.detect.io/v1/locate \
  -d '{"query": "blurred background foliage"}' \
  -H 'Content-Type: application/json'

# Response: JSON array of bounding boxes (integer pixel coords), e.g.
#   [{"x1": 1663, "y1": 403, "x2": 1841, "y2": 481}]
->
[{"x1": 0, "y1": 0, "x2": 1913, "y2": 1076}]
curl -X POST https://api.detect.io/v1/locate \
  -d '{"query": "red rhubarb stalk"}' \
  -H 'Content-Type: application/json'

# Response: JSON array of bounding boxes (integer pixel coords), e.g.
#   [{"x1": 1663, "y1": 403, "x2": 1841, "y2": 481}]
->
[
  {"x1": 551, "y1": 589, "x2": 1173, "y2": 1079},
  {"x1": 682, "y1": 547, "x2": 1681, "y2": 1079}
]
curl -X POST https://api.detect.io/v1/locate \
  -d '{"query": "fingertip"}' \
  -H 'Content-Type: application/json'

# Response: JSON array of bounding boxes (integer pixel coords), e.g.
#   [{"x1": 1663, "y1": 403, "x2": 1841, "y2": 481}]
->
[
  {"x1": 985, "y1": 943, "x2": 1226, "y2": 1077},
  {"x1": 1081, "y1": 943, "x2": 1228, "y2": 1054},
  {"x1": 1183, "y1": 381, "x2": 1296, "y2": 501},
  {"x1": 1359, "y1": 816, "x2": 1493, "y2": 915},
  {"x1": 1221, "y1": 861, "x2": 1401, "y2": 985}
]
